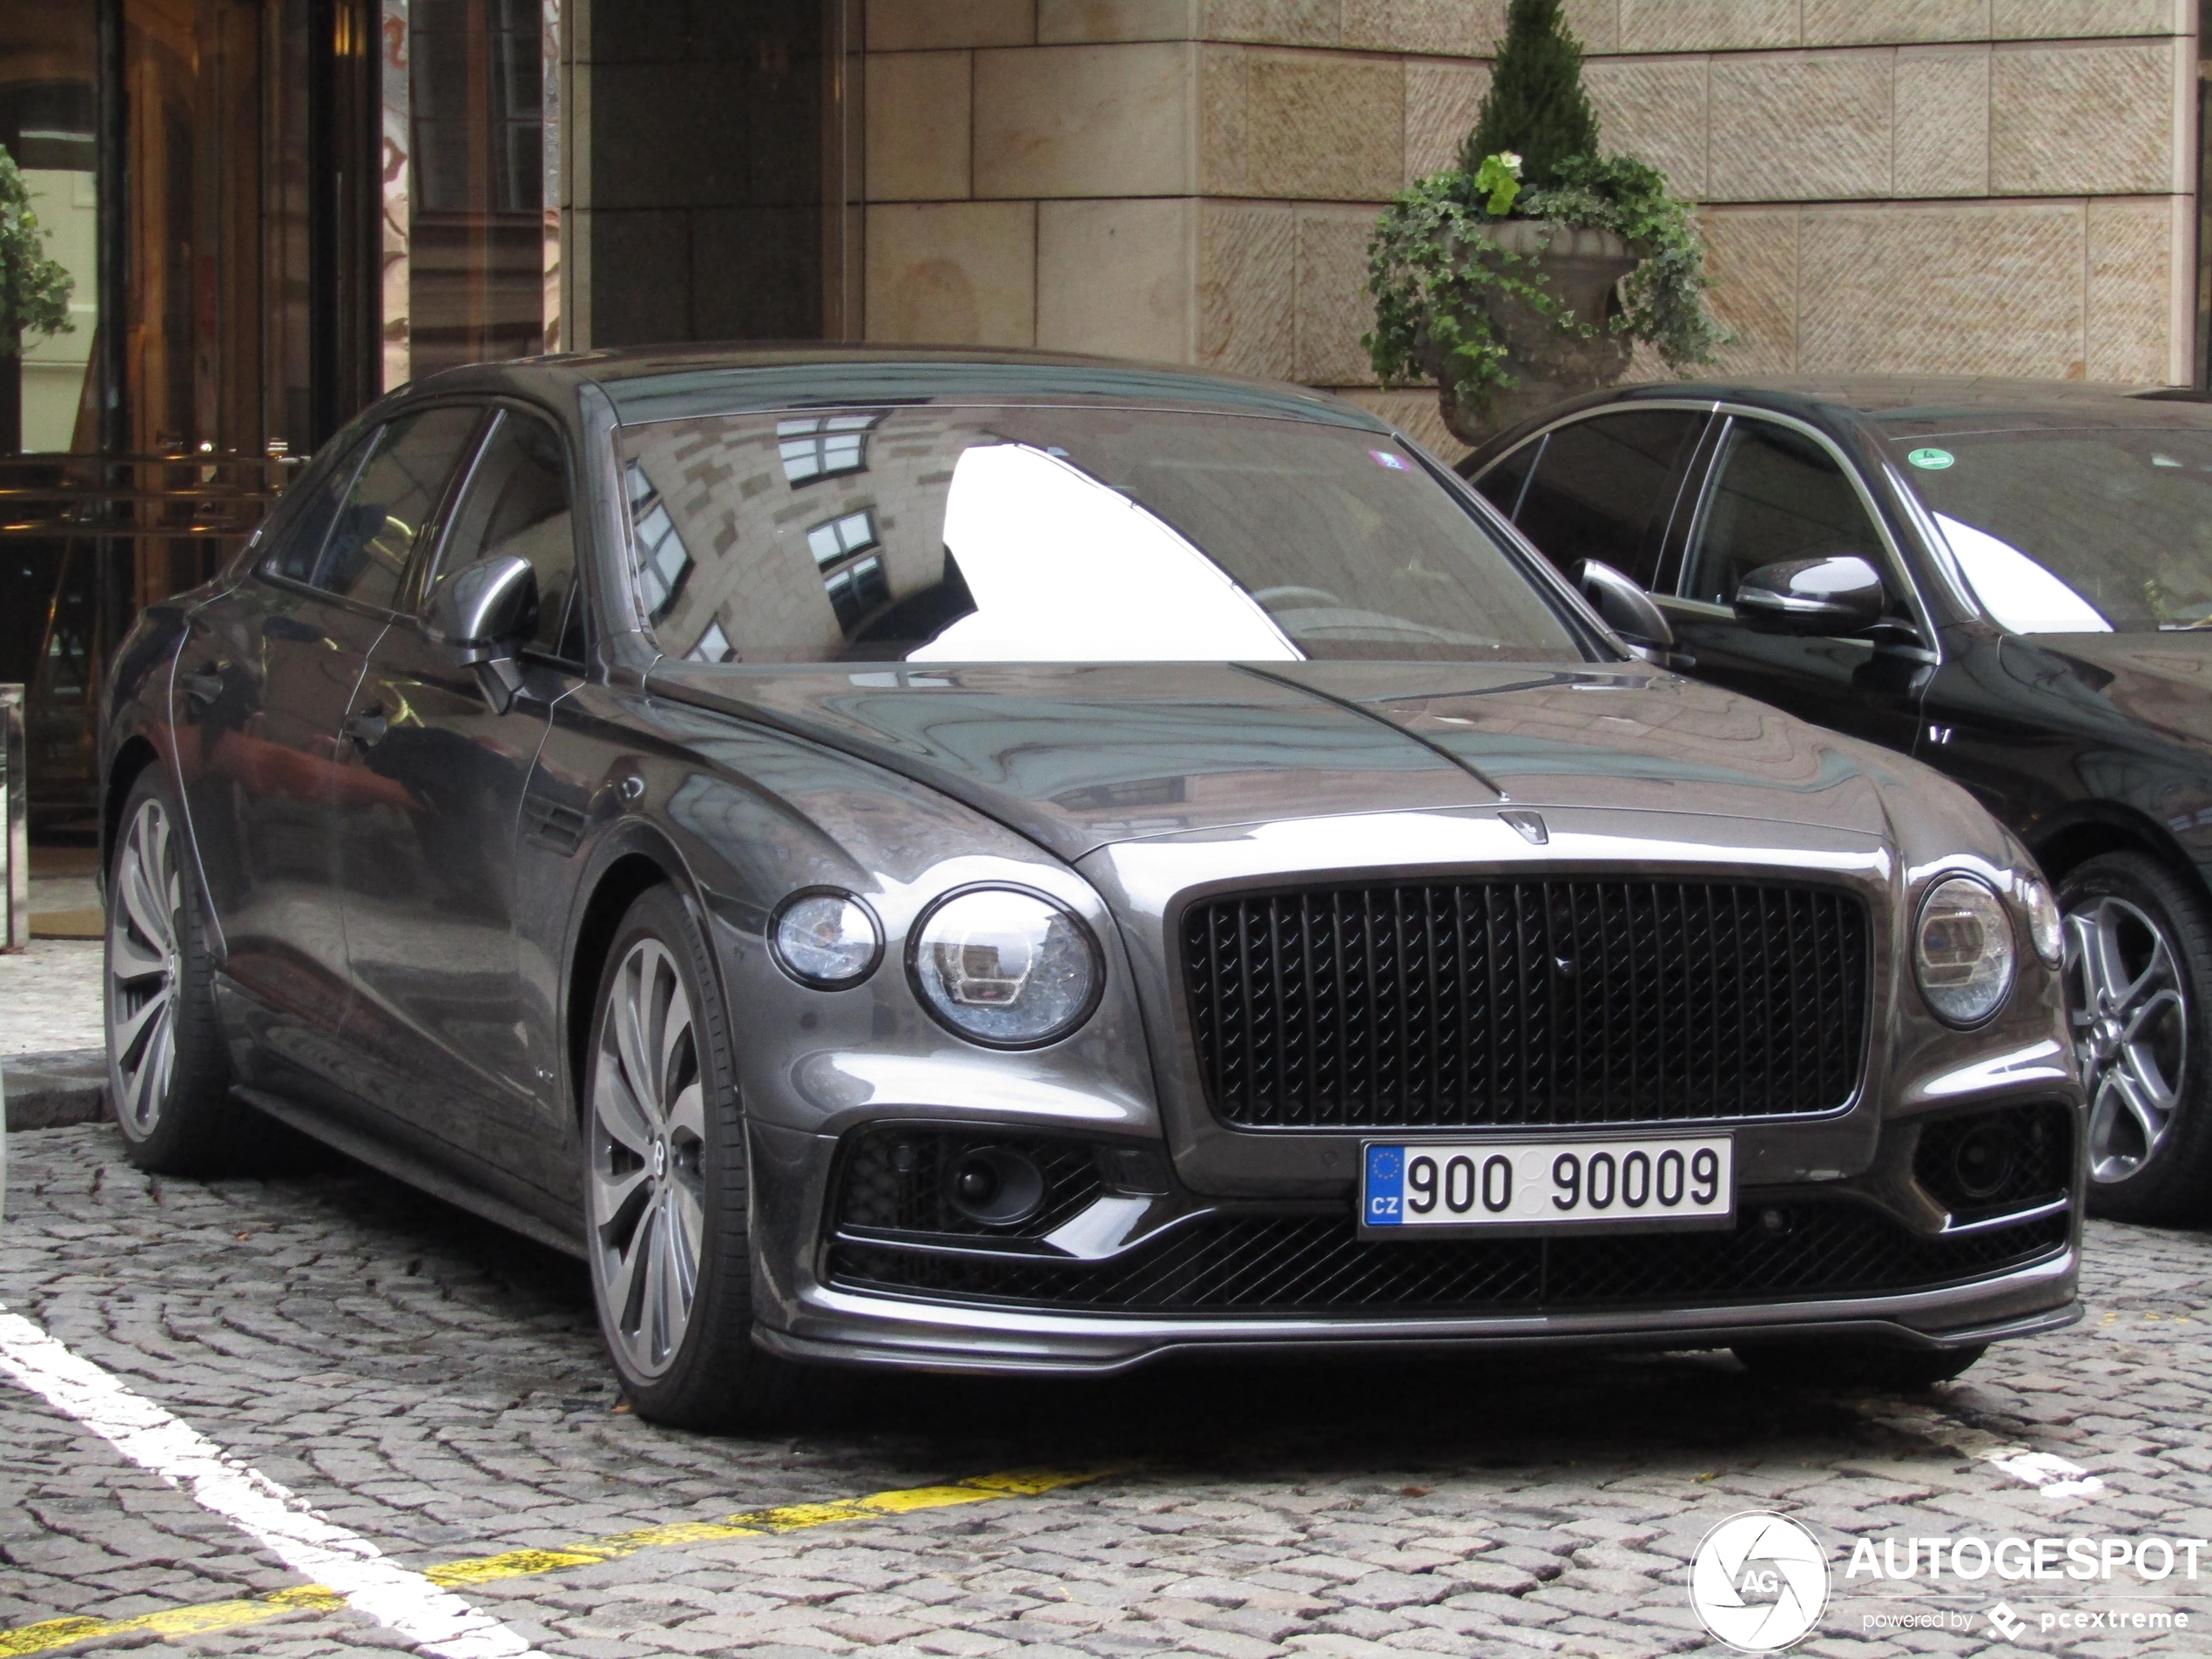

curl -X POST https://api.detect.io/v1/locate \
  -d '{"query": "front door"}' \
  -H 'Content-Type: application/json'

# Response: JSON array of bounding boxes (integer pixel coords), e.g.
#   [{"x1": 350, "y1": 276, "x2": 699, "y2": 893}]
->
[
  {"x1": 1658, "y1": 415, "x2": 1929, "y2": 756},
  {"x1": 336, "y1": 405, "x2": 584, "y2": 1196}
]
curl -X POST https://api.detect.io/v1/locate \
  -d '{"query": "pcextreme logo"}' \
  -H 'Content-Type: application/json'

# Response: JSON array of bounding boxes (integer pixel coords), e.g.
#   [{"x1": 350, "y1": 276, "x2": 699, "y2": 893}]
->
[{"x1": 1689, "y1": 1512, "x2": 1831, "y2": 1652}]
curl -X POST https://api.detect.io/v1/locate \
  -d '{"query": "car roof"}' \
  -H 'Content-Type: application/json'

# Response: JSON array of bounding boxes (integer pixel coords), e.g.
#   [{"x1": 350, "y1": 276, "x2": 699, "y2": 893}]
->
[
  {"x1": 393, "y1": 342, "x2": 1393, "y2": 433},
  {"x1": 1602, "y1": 374, "x2": 2212, "y2": 435}
]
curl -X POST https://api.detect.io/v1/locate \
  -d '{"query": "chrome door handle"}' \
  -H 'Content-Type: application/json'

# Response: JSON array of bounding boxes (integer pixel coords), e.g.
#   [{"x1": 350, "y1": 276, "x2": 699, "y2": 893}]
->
[{"x1": 341, "y1": 705, "x2": 388, "y2": 750}]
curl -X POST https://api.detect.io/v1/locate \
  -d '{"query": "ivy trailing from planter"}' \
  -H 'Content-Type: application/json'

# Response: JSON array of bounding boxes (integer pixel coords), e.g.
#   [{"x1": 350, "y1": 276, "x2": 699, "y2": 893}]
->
[{"x1": 1361, "y1": 0, "x2": 1725, "y2": 435}]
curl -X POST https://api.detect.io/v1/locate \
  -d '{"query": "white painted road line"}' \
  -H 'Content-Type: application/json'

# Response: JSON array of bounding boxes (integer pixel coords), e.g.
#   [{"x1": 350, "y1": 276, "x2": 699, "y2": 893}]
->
[{"x1": 0, "y1": 1303, "x2": 546, "y2": 1659}]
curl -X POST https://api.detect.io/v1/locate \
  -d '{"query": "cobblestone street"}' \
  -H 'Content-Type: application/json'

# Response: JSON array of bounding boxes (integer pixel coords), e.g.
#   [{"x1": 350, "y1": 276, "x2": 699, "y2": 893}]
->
[{"x1": 0, "y1": 1120, "x2": 2203, "y2": 1657}]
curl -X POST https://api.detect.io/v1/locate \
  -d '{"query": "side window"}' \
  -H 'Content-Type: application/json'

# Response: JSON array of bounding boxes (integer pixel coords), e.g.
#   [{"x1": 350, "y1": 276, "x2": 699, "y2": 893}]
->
[
  {"x1": 1508, "y1": 410, "x2": 1704, "y2": 590},
  {"x1": 1471, "y1": 437, "x2": 1541, "y2": 521},
  {"x1": 305, "y1": 406, "x2": 484, "y2": 610},
  {"x1": 263, "y1": 433, "x2": 374, "y2": 585},
  {"x1": 1683, "y1": 419, "x2": 1888, "y2": 609},
  {"x1": 433, "y1": 408, "x2": 583, "y2": 662}
]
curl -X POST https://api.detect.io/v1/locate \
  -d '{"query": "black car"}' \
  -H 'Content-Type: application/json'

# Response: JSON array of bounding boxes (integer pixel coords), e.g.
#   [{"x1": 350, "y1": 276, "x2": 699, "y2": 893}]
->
[
  {"x1": 98, "y1": 347, "x2": 2079, "y2": 1424},
  {"x1": 1462, "y1": 376, "x2": 2212, "y2": 1222}
]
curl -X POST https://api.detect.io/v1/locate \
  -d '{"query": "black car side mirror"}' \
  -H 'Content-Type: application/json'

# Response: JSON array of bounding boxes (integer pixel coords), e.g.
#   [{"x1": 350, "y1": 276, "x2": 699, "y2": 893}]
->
[
  {"x1": 1733, "y1": 554, "x2": 1886, "y2": 637},
  {"x1": 1571, "y1": 559, "x2": 1676, "y2": 655},
  {"x1": 427, "y1": 554, "x2": 537, "y2": 711}
]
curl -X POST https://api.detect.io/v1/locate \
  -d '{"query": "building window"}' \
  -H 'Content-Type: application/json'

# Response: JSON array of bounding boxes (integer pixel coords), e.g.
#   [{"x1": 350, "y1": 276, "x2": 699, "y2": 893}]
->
[
  {"x1": 825, "y1": 555, "x2": 889, "y2": 633},
  {"x1": 690, "y1": 619, "x2": 737, "y2": 663},
  {"x1": 807, "y1": 508, "x2": 879, "y2": 570},
  {"x1": 626, "y1": 461, "x2": 692, "y2": 622},
  {"x1": 779, "y1": 414, "x2": 879, "y2": 484}
]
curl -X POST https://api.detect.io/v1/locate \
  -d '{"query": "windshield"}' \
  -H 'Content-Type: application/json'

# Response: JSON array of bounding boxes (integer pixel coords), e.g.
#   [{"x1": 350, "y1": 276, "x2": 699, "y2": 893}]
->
[
  {"x1": 1891, "y1": 425, "x2": 2212, "y2": 633},
  {"x1": 615, "y1": 404, "x2": 1589, "y2": 664}
]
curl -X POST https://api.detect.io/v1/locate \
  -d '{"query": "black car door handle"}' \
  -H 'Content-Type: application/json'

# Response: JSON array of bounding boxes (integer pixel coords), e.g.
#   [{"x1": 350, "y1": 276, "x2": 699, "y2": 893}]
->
[{"x1": 341, "y1": 704, "x2": 388, "y2": 750}]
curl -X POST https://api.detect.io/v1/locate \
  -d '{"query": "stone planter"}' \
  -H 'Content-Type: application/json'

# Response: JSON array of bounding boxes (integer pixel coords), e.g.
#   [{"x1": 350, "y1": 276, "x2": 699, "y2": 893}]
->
[{"x1": 1419, "y1": 219, "x2": 1641, "y2": 446}]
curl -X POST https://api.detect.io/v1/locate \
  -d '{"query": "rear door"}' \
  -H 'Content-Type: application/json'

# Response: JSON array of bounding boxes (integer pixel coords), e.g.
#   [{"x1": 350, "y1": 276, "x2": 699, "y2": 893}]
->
[
  {"x1": 172, "y1": 406, "x2": 482, "y2": 1098},
  {"x1": 1658, "y1": 414, "x2": 1929, "y2": 754},
  {"x1": 335, "y1": 404, "x2": 583, "y2": 1194}
]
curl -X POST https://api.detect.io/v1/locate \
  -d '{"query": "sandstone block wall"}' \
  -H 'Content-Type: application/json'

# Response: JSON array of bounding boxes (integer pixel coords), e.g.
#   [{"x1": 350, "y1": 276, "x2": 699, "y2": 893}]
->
[{"x1": 856, "y1": 0, "x2": 2198, "y2": 458}]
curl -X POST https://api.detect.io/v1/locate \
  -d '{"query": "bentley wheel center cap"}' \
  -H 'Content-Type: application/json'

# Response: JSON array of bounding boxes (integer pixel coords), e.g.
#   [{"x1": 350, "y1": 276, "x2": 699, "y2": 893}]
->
[{"x1": 651, "y1": 1139, "x2": 668, "y2": 1182}]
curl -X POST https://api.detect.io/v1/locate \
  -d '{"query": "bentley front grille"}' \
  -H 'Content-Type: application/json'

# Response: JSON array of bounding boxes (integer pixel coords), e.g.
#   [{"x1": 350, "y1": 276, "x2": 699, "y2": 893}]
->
[{"x1": 1183, "y1": 878, "x2": 1871, "y2": 1130}]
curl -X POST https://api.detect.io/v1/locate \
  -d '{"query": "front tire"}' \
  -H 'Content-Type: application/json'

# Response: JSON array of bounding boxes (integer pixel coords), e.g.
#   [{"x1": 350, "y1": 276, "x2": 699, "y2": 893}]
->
[
  {"x1": 582, "y1": 884, "x2": 820, "y2": 1429},
  {"x1": 2059, "y1": 852, "x2": 2212, "y2": 1225},
  {"x1": 105, "y1": 767, "x2": 239, "y2": 1174}
]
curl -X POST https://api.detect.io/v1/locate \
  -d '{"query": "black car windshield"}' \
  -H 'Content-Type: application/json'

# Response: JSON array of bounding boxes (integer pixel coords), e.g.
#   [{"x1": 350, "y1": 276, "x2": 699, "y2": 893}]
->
[
  {"x1": 1890, "y1": 424, "x2": 2212, "y2": 632},
  {"x1": 616, "y1": 404, "x2": 1590, "y2": 664}
]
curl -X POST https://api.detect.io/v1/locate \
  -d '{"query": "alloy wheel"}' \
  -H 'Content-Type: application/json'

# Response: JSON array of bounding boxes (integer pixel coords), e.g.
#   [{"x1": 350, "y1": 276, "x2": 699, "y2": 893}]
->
[
  {"x1": 2064, "y1": 894, "x2": 2189, "y2": 1184},
  {"x1": 587, "y1": 937, "x2": 709, "y2": 1379},
  {"x1": 107, "y1": 797, "x2": 181, "y2": 1136}
]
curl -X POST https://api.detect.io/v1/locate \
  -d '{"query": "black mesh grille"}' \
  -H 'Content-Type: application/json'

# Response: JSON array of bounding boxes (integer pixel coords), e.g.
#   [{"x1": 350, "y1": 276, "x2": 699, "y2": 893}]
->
[
  {"x1": 835, "y1": 1128, "x2": 1105, "y2": 1239},
  {"x1": 1183, "y1": 879, "x2": 1871, "y2": 1129},
  {"x1": 1914, "y1": 1102, "x2": 2075, "y2": 1223},
  {"x1": 827, "y1": 1201, "x2": 2067, "y2": 1315}
]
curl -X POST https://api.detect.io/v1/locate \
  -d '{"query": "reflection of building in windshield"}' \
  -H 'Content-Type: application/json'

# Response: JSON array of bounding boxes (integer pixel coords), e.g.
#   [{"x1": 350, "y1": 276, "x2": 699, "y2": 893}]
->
[
  {"x1": 779, "y1": 413, "x2": 880, "y2": 483},
  {"x1": 626, "y1": 461, "x2": 694, "y2": 623},
  {"x1": 625, "y1": 407, "x2": 1006, "y2": 661}
]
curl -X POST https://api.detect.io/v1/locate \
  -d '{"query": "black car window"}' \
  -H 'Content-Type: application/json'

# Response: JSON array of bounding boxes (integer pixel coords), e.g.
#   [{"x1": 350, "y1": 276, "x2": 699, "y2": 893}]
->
[
  {"x1": 614, "y1": 405, "x2": 1593, "y2": 665},
  {"x1": 1507, "y1": 409, "x2": 1703, "y2": 590},
  {"x1": 432, "y1": 408, "x2": 583, "y2": 662},
  {"x1": 1471, "y1": 435, "x2": 1541, "y2": 521},
  {"x1": 300, "y1": 406, "x2": 483, "y2": 611},
  {"x1": 261, "y1": 432, "x2": 375, "y2": 587},
  {"x1": 1683, "y1": 419, "x2": 1887, "y2": 608}
]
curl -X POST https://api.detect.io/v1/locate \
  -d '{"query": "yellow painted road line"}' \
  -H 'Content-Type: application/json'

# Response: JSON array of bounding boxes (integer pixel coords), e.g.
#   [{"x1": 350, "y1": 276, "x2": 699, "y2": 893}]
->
[{"x1": 0, "y1": 1467, "x2": 1110, "y2": 1658}]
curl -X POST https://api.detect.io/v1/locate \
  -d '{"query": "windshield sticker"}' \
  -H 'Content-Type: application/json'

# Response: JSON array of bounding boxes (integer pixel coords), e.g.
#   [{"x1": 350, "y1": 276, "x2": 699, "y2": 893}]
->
[
  {"x1": 1906, "y1": 447, "x2": 1954, "y2": 470},
  {"x1": 1370, "y1": 449, "x2": 1412, "y2": 471}
]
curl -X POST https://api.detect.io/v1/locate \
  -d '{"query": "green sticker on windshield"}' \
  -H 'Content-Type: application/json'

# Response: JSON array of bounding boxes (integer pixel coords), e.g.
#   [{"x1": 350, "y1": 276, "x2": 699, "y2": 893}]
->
[{"x1": 1907, "y1": 447, "x2": 1954, "y2": 470}]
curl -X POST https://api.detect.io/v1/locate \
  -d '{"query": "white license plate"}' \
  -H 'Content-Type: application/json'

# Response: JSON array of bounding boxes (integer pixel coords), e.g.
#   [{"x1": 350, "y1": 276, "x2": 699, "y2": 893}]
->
[{"x1": 1360, "y1": 1134, "x2": 1735, "y2": 1236}]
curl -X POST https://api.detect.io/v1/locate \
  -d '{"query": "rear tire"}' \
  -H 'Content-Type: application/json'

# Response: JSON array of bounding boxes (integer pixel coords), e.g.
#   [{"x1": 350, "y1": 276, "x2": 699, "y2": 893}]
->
[
  {"x1": 105, "y1": 766, "x2": 240, "y2": 1174},
  {"x1": 1734, "y1": 1341, "x2": 1986, "y2": 1392},
  {"x1": 2058, "y1": 852, "x2": 2212, "y2": 1225},
  {"x1": 581, "y1": 883, "x2": 826, "y2": 1430}
]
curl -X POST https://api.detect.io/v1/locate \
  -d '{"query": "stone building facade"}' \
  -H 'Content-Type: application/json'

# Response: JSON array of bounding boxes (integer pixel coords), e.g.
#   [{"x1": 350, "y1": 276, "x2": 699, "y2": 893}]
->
[{"x1": 826, "y1": 0, "x2": 2201, "y2": 459}]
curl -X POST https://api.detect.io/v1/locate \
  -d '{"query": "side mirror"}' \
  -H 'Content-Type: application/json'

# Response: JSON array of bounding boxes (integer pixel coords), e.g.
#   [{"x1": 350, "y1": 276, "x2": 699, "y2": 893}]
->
[
  {"x1": 426, "y1": 554, "x2": 536, "y2": 711},
  {"x1": 1571, "y1": 559, "x2": 1675, "y2": 653},
  {"x1": 1733, "y1": 554, "x2": 1885, "y2": 637}
]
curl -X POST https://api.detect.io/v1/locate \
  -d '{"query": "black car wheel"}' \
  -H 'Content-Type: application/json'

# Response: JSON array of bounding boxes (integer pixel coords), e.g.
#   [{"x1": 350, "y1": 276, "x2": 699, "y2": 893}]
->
[
  {"x1": 1734, "y1": 1341, "x2": 1986, "y2": 1391},
  {"x1": 105, "y1": 766, "x2": 239, "y2": 1173},
  {"x1": 583, "y1": 884, "x2": 819, "y2": 1429},
  {"x1": 2059, "y1": 853, "x2": 2212, "y2": 1224}
]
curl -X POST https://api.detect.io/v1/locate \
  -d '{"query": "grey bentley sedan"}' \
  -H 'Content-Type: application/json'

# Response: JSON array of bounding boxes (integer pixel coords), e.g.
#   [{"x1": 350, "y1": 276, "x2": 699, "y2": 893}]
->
[{"x1": 101, "y1": 347, "x2": 2082, "y2": 1426}]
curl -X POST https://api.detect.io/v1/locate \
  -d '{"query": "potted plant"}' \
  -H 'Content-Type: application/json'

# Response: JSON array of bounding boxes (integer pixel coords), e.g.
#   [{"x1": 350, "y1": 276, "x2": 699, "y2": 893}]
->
[
  {"x1": 1364, "y1": 0, "x2": 1724, "y2": 445},
  {"x1": 0, "y1": 145, "x2": 77, "y2": 455}
]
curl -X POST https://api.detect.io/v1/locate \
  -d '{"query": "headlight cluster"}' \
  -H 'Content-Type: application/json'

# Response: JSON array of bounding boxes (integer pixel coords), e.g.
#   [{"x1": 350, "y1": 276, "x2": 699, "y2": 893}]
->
[
  {"x1": 769, "y1": 882, "x2": 1102, "y2": 1049},
  {"x1": 910, "y1": 887, "x2": 1101, "y2": 1048},
  {"x1": 1914, "y1": 875, "x2": 2017, "y2": 1027}
]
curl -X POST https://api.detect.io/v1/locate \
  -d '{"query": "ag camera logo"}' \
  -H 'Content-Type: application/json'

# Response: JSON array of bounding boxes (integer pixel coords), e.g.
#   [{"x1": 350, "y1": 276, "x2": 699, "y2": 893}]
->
[{"x1": 1690, "y1": 1512, "x2": 1830, "y2": 1651}]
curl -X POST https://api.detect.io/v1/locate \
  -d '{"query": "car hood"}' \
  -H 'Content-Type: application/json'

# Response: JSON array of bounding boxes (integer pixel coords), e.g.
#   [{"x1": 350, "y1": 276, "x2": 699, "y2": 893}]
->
[
  {"x1": 2004, "y1": 631, "x2": 2212, "y2": 747},
  {"x1": 646, "y1": 659, "x2": 1897, "y2": 860}
]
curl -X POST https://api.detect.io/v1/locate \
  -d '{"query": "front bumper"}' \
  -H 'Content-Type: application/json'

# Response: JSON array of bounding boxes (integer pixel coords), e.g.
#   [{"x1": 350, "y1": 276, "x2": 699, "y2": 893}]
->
[
  {"x1": 746, "y1": 1115, "x2": 2081, "y2": 1377},
  {"x1": 757, "y1": 1251, "x2": 2080, "y2": 1377}
]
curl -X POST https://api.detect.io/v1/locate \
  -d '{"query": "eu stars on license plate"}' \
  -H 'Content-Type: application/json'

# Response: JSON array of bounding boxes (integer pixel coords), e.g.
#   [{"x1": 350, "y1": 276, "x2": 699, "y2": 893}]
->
[{"x1": 1360, "y1": 1135, "x2": 1735, "y2": 1237}]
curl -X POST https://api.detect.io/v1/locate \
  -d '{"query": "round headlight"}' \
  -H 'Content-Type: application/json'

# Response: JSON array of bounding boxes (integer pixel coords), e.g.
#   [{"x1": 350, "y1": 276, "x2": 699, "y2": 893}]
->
[
  {"x1": 910, "y1": 887, "x2": 1102, "y2": 1048},
  {"x1": 770, "y1": 889, "x2": 882, "y2": 988},
  {"x1": 1916, "y1": 875, "x2": 2017, "y2": 1026},
  {"x1": 2018, "y1": 873, "x2": 2062, "y2": 967}
]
